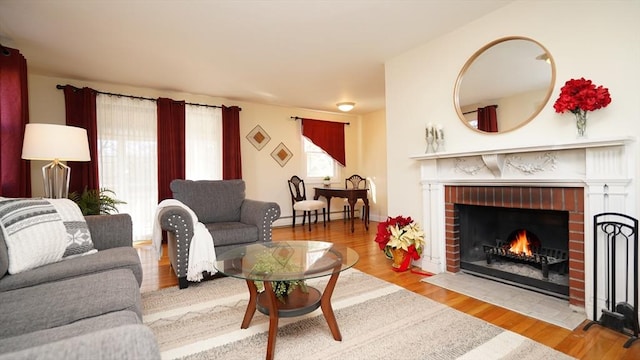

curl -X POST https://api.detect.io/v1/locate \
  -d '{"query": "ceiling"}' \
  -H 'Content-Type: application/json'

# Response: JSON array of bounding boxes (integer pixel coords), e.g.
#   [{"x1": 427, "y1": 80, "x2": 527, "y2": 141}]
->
[{"x1": 0, "y1": 0, "x2": 513, "y2": 115}]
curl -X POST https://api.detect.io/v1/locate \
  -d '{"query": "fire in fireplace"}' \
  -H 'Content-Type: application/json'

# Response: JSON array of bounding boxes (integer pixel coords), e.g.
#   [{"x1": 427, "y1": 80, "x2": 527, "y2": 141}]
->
[
  {"x1": 483, "y1": 229, "x2": 568, "y2": 279},
  {"x1": 508, "y1": 229, "x2": 539, "y2": 255},
  {"x1": 457, "y1": 204, "x2": 570, "y2": 298}
]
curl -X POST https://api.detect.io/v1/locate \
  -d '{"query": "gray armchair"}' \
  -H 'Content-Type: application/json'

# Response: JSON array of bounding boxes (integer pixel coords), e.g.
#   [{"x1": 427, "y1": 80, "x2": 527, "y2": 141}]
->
[{"x1": 158, "y1": 179, "x2": 280, "y2": 289}]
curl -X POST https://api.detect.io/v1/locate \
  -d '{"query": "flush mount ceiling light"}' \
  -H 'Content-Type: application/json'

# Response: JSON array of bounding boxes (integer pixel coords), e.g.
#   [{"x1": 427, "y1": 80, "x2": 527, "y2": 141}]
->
[{"x1": 336, "y1": 102, "x2": 355, "y2": 112}]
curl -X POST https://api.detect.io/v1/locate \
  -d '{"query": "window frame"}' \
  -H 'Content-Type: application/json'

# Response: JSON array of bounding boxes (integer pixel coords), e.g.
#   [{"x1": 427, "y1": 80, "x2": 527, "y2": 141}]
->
[{"x1": 302, "y1": 136, "x2": 342, "y2": 183}]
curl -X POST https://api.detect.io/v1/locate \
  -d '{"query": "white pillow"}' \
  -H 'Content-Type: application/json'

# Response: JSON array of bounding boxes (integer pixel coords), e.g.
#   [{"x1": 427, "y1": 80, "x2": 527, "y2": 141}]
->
[{"x1": 0, "y1": 198, "x2": 96, "y2": 274}]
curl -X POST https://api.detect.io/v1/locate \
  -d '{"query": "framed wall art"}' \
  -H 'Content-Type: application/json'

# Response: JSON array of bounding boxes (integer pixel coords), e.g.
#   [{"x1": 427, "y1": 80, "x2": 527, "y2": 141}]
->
[
  {"x1": 271, "y1": 142, "x2": 293, "y2": 167},
  {"x1": 246, "y1": 125, "x2": 271, "y2": 151}
]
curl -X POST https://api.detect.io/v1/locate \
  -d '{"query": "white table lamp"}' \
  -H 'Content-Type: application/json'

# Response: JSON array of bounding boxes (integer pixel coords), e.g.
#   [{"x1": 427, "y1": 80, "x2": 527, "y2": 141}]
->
[{"x1": 21, "y1": 123, "x2": 91, "y2": 198}]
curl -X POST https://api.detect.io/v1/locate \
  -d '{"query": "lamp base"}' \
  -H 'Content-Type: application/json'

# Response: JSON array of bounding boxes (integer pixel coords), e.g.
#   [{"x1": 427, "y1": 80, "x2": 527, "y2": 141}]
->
[{"x1": 42, "y1": 160, "x2": 71, "y2": 199}]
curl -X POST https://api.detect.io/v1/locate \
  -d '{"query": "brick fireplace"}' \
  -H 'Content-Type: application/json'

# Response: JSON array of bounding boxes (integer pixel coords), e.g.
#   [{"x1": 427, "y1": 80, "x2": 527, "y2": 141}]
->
[
  {"x1": 444, "y1": 185, "x2": 585, "y2": 306},
  {"x1": 411, "y1": 137, "x2": 635, "y2": 316}
]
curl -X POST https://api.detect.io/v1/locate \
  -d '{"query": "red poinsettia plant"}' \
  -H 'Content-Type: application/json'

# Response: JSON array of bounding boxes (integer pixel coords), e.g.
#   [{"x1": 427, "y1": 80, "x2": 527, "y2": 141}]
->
[
  {"x1": 374, "y1": 215, "x2": 425, "y2": 262},
  {"x1": 553, "y1": 78, "x2": 611, "y2": 115}
]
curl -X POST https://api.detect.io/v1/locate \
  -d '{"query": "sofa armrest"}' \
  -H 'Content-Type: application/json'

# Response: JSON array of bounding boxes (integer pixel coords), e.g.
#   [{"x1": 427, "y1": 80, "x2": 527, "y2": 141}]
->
[
  {"x1": 158, "y1": 206, "x2": 194, "y2": 282},
  {"x1": 241, "y1": 199, "x2": 281, "y2": 243},
  {"x1": 0, "y1": 325, "x2": 160, "y2": 360},
  {"x1": 84, "y1": 214, "x2": 133, "y2": 250}
]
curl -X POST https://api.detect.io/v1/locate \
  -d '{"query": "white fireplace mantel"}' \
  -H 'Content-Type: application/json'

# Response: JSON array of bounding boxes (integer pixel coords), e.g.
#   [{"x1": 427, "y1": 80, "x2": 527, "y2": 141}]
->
[
  {"x1": 410, "y1": 136, "x2": 636, "y2": 185},
  {"x1": 411, "y1": 136, "x2": 634, "y2": 161},
  {"x1": 411, "y1": 136, "x2": 637, "y2": 315}
]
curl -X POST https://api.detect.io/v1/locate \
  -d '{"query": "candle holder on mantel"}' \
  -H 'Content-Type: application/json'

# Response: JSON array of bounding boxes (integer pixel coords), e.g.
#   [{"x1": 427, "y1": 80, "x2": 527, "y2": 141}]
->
[
  {"x1": 434, "y1": 126, "x2": 445, "y2": 152},
  {"x1": 425, "y1": 134, "x2": 435, "y2": 153},
  {"x1": 425, "y1": 125, "x2": 436, "y2": 153}
]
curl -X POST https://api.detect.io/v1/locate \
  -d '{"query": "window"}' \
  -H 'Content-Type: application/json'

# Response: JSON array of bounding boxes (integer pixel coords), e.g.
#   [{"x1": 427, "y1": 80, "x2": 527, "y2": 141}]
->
[
  {"x1": 96, "y1": 95, "x2": 158, "y2": 241},
  {"x1": 303, "y1": 137, "x2": 340, "y2": 180},
  {"x1": 185, "y1": 105, "x2": 222, "y2": 180}
]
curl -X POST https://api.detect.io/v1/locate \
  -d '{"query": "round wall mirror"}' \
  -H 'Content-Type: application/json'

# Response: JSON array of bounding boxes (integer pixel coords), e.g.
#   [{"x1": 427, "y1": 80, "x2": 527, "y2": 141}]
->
[{"x1": 454, "y1": 36, "x2": 556, "y2": 133}]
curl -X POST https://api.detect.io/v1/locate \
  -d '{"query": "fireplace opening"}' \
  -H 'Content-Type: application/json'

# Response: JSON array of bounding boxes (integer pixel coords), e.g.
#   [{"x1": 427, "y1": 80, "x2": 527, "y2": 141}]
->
[{"x1": 457, "y1": 204, "x2": 570, "y2": 298}]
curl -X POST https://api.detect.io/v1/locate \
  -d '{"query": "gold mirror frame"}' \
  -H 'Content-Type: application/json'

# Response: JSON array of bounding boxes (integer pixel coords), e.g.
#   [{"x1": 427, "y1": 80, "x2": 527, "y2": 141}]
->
[{"x1": 454, "y1": 36, "x2": 556, "y2": 134}]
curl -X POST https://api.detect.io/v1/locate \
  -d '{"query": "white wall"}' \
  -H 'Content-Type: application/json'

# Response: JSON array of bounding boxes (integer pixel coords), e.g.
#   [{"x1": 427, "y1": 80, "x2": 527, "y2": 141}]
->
[
  {"x1": 361, "y1": 109, "x2": 387, "y2": 222},
  {"x1": 26, "y1": 73, "x2": 383, "y2": 228},
  {"x1": 385, "y1": 0, "x2": 640, "y2": 221}
]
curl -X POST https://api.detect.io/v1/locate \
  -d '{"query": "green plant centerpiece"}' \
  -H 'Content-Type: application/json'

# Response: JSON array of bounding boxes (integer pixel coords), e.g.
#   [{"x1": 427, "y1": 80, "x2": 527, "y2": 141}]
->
[
  {"x1": 251, "y1": 249, "x2": 308, "y2": 303},
  {"x1": 68, "y1": 187, "x2": 126, "y2": 216}
]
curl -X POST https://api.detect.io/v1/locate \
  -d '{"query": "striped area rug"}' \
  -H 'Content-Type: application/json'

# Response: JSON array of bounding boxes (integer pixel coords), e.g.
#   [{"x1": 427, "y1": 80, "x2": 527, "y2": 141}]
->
[{"x1": 142, "y1": 269, "x2": 575, "y2": 360}]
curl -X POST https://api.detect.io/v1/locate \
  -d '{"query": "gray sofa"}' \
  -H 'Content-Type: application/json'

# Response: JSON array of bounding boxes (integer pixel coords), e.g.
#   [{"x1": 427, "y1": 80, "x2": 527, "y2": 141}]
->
[
  {"x1": 159, "y1": 179, "x2": 281, "y2": 289},
  {"x1": 0, "y1": 214, "x2": 160, "y2": 360}
]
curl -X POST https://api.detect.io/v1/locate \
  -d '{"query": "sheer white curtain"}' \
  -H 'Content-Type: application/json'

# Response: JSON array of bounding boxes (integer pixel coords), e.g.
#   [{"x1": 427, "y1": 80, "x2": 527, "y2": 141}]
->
[
  {"x1": 185, "y1": 105, "x2": 222, "y2": 180},
  {"x1": 96, "y1": 95, "x2": 158, "y2": 241}
]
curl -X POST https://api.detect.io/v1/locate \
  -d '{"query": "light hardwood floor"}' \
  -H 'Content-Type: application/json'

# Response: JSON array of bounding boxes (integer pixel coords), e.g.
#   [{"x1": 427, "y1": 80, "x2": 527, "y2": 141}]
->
[{"x1": 136, "y1": 219, "x2": 640, "y2": 359}]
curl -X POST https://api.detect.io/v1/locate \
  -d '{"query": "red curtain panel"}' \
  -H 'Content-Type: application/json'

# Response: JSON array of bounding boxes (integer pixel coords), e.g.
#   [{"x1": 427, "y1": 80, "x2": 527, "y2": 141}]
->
[
  {"x1": 157, "y1": 97, "x2": 186, "y2": 202},
  {"x1": 477, "y1": 105, "x2": 498, "y2": 132},
  {"x1": 302, "y1": 118, "x2": 346, "y2": 166},
  {"x1": 63, "y1": 85, "x2": 99, "y2": 193},
  {"x1": 0, "y1": 46, "x2": 31, "y2": 197},
  {"x1": 222, "y1": 105, "x2": 242, "y2": 180}
]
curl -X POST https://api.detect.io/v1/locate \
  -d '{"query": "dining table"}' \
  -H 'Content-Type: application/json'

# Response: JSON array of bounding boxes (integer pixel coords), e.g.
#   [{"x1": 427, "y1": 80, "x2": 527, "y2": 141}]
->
[{"x1": 313, "y1": 186, "x2": 369, "y2": 233}]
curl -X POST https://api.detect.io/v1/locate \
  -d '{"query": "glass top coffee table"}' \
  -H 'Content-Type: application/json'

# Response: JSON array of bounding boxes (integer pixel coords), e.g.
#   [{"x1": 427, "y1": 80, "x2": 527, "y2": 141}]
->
[{"x1": 215, "y1": 241, "x2": 359, "y2": 360}]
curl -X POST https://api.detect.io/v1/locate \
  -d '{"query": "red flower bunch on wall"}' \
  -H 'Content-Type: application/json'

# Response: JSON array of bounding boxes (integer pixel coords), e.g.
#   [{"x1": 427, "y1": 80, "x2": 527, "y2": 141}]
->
[{"x1": 553, "y1": 78, "x2": 611, "y2": 114}]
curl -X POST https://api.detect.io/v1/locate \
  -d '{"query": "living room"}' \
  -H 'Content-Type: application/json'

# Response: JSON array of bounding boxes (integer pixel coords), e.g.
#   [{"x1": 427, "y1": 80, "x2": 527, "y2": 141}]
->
[{"x1": 0, "y1": 0, "x2": 639, "y2": 359}]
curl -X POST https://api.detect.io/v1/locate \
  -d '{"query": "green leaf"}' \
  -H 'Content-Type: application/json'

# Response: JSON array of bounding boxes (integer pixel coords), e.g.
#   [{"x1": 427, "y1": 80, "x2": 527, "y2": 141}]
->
[{"x1": 68, "y1": 187, "x2": 126, "y2": 216}]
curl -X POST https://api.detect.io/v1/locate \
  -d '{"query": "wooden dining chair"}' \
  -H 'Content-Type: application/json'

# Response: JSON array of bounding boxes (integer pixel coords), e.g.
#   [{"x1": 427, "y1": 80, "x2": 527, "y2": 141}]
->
[
  {"x1": 343, "y1": 174, "x2": 368, "y2": 224},
  {"x1": 288, "y1": 175, "x2": 326, "y2": 231}
]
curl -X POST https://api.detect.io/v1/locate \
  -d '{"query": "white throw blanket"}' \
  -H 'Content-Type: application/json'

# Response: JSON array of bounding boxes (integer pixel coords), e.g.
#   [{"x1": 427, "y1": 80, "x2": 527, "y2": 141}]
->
[{"x1": 152, "y1": 199, "x2": 217, "y2": 282}]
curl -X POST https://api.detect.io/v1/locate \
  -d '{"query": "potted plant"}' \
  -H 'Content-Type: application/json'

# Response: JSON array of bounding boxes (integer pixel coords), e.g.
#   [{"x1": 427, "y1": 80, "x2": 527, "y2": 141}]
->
[
  {"x1": 374, "y1": 215, "x2": 425, "y2": 272},
  {"x1": 251, "y1": 251, "x2": 308, "y2": 303},
  {"x1": 68, "y1": 187, "x2": 126, "y2": 216},
  {"x1": 322, "y1": 176, "x2": 331, "y2": 187}
]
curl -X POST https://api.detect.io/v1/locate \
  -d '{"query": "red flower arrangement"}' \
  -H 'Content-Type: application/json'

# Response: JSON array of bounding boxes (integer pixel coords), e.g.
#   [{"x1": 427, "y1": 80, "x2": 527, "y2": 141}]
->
[
  {"x1": 375, "y1": 215, "x2": 425, "y2": 271},
  {"x1": 553, "y1": 78, "x2": 611, "y2": 137},
  {"x1": 553, "y1": 78, "x2": 611, "y2": 114}
]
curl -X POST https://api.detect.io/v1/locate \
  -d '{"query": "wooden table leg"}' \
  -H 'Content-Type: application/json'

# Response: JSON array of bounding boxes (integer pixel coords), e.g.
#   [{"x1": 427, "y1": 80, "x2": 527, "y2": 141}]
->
[
  {"x1": 241, "y1": 279, "x2": 258, "y2": 329},
  {"x1": 363, "y1": 198, "x2": 370, "y2": 230},
  {"x1": 263, "y1": 281, "x2": 279, "y2": 360},
  {"x1": 320, "y1": 268, "x2": 343, "y2": 341},
  {"x1": 315, "y1": 194, "x2": 333, "y2": 222},
  {"x1": 347, "y1": 197, "x2": 357, "y2": 233}
]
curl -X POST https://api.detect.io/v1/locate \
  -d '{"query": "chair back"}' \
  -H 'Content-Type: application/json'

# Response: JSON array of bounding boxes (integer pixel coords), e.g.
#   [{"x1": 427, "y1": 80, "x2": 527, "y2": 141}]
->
[
  {"x1": 345, "y1": 174, "x2": 366, "y2": 190},
  {"x1": 288, "y1": 175, "x2": 308, "y2": 204}
]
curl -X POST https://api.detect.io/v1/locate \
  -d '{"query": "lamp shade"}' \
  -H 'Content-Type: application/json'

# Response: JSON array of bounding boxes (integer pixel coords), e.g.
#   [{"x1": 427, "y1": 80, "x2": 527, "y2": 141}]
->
[
  {"x1": 22, "y1": 123, "x2": 91, "y2": 161},
  {"x1": 336, "y1": 102, "x2": 355, "y2": 112}
]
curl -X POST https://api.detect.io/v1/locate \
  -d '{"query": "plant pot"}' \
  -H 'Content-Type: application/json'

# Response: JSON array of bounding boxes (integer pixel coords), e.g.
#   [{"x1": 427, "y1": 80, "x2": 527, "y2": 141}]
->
[{"x1": 390, "y1": 248, "x2": 411, "y2": 272}]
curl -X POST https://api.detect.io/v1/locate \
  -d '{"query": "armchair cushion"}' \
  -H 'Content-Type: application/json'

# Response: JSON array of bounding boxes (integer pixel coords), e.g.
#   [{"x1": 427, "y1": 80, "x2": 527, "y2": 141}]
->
[
  {"x1": 170, "y1": 179, "x2": 245, "y2": 223},
  {"x1": 204, "y1": 222, "x2": 257, "y2": 248}
]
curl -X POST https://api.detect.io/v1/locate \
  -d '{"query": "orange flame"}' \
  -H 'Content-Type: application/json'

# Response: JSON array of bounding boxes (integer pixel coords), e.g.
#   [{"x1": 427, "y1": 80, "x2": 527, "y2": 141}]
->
[{"x1": 509, "y1": 230, "x2": 532, "y2": 256}]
